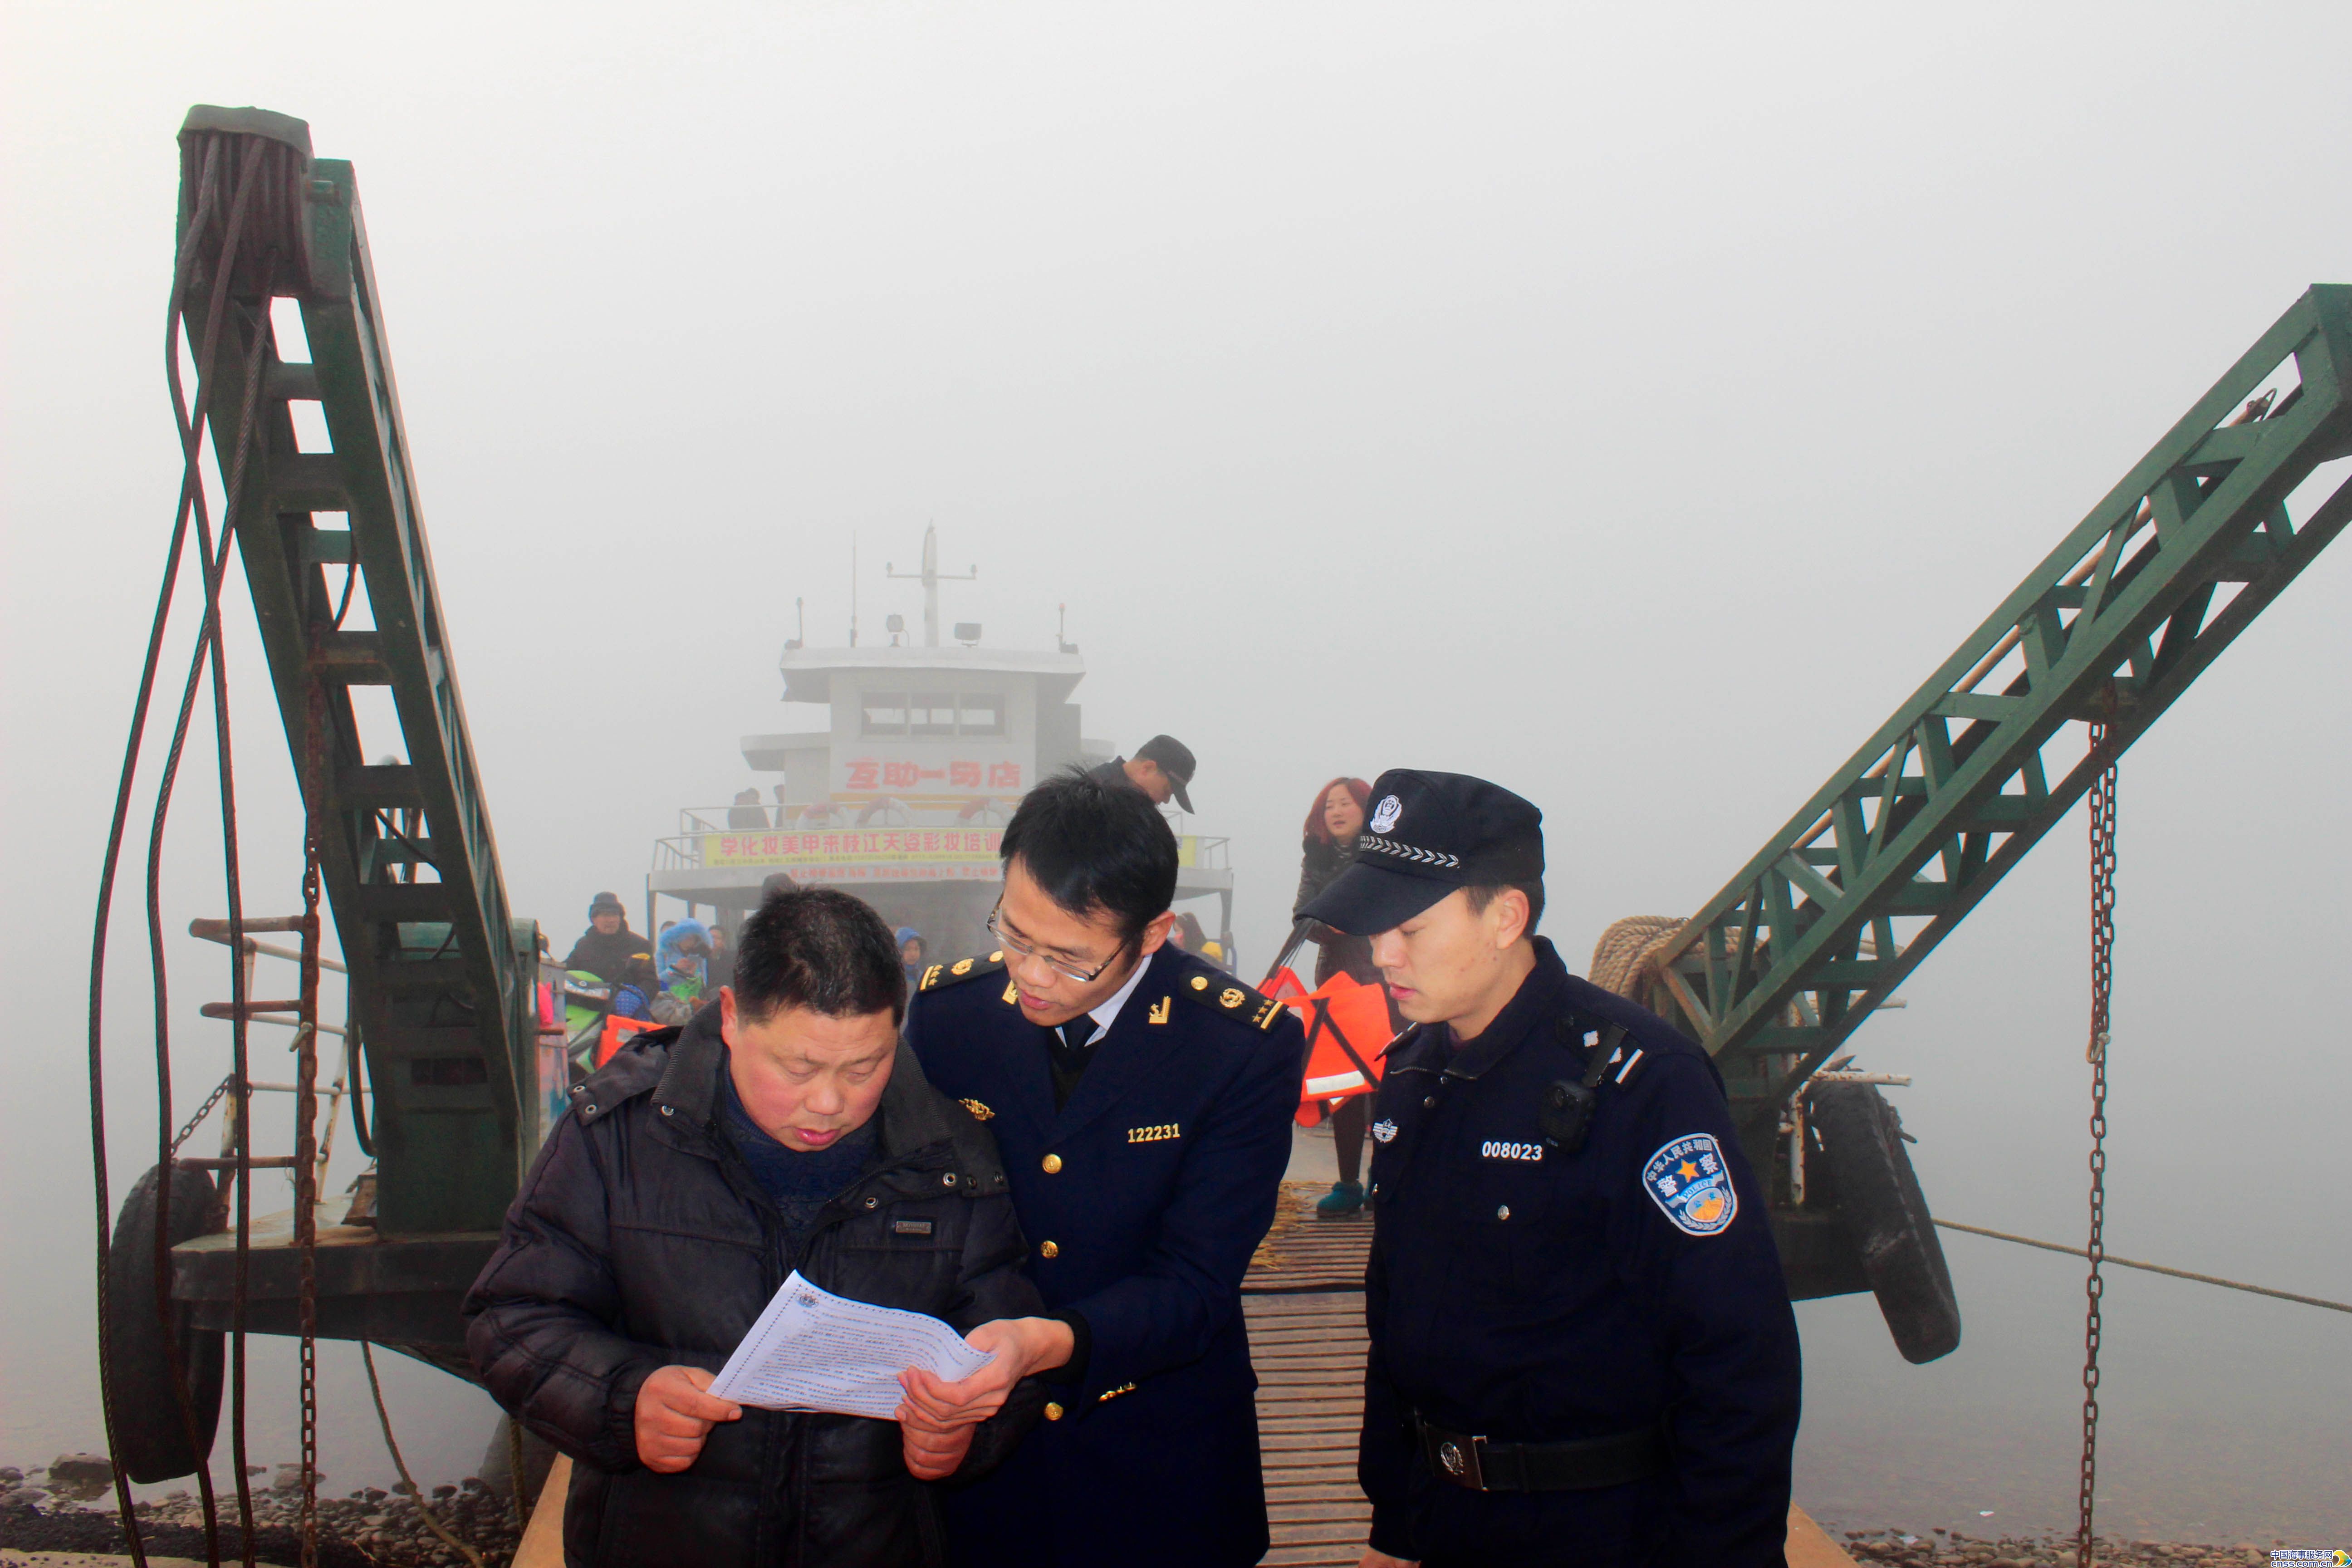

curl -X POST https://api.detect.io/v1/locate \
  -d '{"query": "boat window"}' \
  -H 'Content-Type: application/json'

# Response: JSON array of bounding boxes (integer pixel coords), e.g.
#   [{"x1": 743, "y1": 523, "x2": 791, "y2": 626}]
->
[
  {"x1": 911, "y1": 692, "x2": 958, "y2": 737},
  {"x1": 958, "y1": 694, "x2": 1004, "y2": 736},
  {"x1": 862, "y1": 693, "x2": 909, "y2": 735}
]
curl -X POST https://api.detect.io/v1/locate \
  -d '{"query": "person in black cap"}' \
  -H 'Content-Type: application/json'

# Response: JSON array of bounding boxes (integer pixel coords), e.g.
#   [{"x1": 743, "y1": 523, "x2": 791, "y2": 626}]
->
[
  {"x1": 1088, "y1": 734, "x2": 1196, "y2": 812},
  {"x1": 562, "y1": 892, "x2": 654, "y2": 984},
  {"x1": 1300, "y1": 769, "x2": 1801, "y2": 1568}
]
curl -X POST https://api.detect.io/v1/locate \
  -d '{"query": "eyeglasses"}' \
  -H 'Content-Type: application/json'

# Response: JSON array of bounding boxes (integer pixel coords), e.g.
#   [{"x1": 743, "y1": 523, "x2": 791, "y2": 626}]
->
[{"x1": 986, "y1": 906, "x2": 1125, "y2": 985}]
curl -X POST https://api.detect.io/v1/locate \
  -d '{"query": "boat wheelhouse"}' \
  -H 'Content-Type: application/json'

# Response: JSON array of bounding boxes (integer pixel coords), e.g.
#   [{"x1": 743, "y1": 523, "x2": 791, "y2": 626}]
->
[{"x1": 649, "y1": 533, "x2": 1236, "y2": 962}]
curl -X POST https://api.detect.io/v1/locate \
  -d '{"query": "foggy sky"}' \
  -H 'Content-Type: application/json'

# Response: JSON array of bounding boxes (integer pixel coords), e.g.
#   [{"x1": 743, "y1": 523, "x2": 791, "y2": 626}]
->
[{"x1": 5, "y1": 0, "x2": 2348, "y2": 1534}]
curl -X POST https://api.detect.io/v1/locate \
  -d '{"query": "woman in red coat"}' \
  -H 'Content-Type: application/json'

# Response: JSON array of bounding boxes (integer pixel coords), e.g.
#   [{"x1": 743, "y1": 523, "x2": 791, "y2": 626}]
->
[{"x1": 1292, "y1": 776, "x2": 1385, "y2": 1216}]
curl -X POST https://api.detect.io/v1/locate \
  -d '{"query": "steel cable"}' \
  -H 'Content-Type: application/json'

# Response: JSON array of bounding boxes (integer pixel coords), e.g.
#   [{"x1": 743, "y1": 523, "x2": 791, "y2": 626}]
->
[
  {"x1": 1934, "y1": 1220, "x2": 2350, "y2": 1314},
  {"x1": 87, "y1": 129, "x2": 223, "y2": 1568},
  {"x1": 89, "y1": 126, "x2": 271, "y2": 1568},
  {"x1": 143, "y1": 221, "x2": 274, "y2": 1567}
]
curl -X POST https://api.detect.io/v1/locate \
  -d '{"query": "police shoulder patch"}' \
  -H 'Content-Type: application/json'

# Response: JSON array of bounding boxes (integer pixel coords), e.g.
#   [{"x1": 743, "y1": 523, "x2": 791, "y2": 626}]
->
[
  {"x1": 1641, "y1": 1133, "x2": 1737, "y2": 1236},
  {"x1": 1174, "y1": 965, "x2": 1286, "y2": 1031},
  {"x1": 918, "y1": 951, "x2": 1007, "y2": 993}
]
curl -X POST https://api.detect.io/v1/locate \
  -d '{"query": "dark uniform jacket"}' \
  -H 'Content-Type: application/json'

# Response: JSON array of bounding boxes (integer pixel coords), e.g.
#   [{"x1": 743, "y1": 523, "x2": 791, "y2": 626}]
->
[
  {"x1": 1361, "y1": 939, "x2": 1802, "y2": 1568},
  {"x1": 463, "y1": 1007, "x2": 1046, "y2": 1568},
  {"x1": 903, "y1": 943, "x2": 1308, "y2": 1568}
]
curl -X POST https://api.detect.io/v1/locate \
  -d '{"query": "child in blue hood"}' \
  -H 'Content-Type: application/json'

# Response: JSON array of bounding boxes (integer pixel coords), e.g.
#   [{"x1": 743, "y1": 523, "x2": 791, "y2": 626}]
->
[{"x1": 649, "y1": 918, "x2": 712, "y2": 1024}]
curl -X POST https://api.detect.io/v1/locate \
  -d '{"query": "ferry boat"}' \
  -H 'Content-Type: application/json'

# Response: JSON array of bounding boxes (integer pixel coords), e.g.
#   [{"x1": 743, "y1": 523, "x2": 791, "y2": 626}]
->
[{"x1": 646, "y1": 529, "x2": 1237, "y2": 962}]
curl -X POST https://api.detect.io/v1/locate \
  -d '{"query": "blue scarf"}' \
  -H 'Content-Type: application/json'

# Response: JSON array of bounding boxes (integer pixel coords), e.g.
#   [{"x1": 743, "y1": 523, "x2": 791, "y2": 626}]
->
[{"x1": 719, "y1": 1057, "x2": 878, "y2": 1253}]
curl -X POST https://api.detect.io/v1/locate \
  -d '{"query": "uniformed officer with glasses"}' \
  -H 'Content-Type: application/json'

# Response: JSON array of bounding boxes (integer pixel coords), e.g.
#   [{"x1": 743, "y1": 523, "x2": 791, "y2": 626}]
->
[{"x1": 893, "y1": 768, "x2": 1308, "y2": 1568}]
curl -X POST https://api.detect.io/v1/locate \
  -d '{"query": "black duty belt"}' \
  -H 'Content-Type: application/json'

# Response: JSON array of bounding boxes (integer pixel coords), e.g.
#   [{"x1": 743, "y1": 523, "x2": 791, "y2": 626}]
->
[{"x1": 1414, "y1": 1412, "x2": 1668, "y2": 1493}]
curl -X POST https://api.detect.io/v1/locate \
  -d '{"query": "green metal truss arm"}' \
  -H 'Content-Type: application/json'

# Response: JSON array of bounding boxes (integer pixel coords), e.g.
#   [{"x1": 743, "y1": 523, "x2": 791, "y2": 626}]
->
[
  {"x1": 1650, "y1": 285, "x2": 2352, "y2": 1130},
  {"x1": 176, "y1": 108, "x2": 539, "y2": 1236}
]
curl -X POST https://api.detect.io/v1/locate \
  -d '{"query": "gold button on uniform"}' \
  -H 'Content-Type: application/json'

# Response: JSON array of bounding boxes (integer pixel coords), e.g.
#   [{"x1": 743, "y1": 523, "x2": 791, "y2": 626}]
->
[
  {"x1": 1040, "y1": 1240, "x2": 1059, "y2": 1259},
  {"x1": 1044, "y1": 1402, "x2": 1065, "y2": 1421},
  {"x1": 1042, "y1": 1153, "x2": 1063, "y2": 1174}
]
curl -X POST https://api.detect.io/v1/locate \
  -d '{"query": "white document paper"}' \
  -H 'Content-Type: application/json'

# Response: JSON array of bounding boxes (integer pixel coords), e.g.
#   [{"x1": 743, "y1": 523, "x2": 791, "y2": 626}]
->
[{"x1": 706, "y1": 1270, "x2": 996, "y2": 1419}]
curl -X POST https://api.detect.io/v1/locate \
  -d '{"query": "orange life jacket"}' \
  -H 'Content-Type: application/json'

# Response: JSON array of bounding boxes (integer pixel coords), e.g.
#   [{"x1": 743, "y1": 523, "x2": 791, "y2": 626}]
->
[
  {"x1": 1277, "y1": 970, "x2": 1396, "y2": 1126},
  {"x1": 595, "y1": 1012, "x2": 657, "y2": 1068}
]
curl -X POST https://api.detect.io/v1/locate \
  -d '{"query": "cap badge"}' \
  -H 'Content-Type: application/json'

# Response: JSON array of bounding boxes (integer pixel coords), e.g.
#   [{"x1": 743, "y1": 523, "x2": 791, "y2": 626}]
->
[{"x1": 1369, "y1": 794, "x2": 1403, "y2": 833}]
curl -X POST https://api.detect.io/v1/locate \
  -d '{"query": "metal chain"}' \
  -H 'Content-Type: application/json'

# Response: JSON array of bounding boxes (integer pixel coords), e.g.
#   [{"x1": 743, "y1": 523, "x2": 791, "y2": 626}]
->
[
  {"x1": 168, "y1": 1073, "x2": 237, "y2": 1156},
  {"x1": 294, "y1": 642, "x2": 328, "y2": 1568},
  {"x1": 2077, "y1": 728, "x2": 2117, "y2": 1568}
]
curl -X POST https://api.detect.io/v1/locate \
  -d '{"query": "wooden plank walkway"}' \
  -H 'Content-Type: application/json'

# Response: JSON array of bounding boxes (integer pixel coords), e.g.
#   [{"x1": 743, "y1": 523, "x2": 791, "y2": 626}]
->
[{"x1": 1247, "y1": 1184, "x2": 1374, "y2": 1566}]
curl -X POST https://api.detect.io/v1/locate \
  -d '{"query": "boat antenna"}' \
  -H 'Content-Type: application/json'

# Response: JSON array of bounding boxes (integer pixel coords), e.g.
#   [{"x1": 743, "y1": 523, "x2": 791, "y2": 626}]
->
[
  {"x1": 849, "y1": 536, "x2": 858, "y2": 647},
  {"x1": 886, "y1": 523, "x2": 978, "y2": 647}
]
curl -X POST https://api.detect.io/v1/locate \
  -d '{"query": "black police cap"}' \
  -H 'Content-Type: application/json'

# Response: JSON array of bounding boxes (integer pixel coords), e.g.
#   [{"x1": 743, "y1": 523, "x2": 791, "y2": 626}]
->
[{"x1": 1298, "y1": 769, "x2": 1543, "y2": 935}]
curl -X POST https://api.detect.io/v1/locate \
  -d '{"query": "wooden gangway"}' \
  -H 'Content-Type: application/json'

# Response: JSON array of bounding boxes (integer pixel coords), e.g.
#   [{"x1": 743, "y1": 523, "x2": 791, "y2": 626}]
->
[{"x1": 1245, "y1": 1185, "x2": 1375, "y2": 1566}]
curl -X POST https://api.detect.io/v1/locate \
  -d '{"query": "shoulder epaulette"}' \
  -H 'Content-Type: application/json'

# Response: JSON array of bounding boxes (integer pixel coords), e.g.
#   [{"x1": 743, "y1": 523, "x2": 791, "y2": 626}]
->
[
  {"x1": 916, "y1": 951, "x2": 1009, "y2": 994},
  {"x1": 1173, "y1": 966, "x2": 1289, "y2": 1032}
]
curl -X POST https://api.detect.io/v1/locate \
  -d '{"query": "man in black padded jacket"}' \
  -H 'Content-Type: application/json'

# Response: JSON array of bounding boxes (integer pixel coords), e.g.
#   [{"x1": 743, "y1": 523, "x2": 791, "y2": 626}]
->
[{"x1": 466, "y1": 885, "x2": 1048, "y2": 1568}]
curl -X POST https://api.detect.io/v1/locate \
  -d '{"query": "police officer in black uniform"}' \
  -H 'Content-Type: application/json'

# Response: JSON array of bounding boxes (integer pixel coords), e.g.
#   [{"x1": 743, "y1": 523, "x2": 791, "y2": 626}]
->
[
  {"x1": 892, "y1": 768, "x2": 1308, "y2": 1567},
  {"x1": 1300, "y1": 769, "x2": 1802, "y2": 1568}
]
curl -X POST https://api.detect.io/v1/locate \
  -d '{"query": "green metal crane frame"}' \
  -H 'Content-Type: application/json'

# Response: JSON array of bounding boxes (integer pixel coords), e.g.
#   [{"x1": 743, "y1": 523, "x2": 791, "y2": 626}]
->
[
  {"x1": 1647, "y1": 285, "x2": 2352, "y2": 1157},
  {"x1": 176, "y1": 107, "x2": 544, "y2": 1244}
]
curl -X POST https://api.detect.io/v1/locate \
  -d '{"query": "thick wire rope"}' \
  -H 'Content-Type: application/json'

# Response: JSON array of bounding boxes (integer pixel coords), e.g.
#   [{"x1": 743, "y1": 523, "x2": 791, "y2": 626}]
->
[
  {"x1": 87, "y1": 129, "x2": 274, "y2": 1568},
  {"x1": 87, "y1": 132, "x2": 222, "y2": 1568},
  {"x1": 143, "y1": 228, "x2": 274, "y2": 1568},
  {"x1": 106, "y1": 126, "x2": 271, "y2": 1568},
  {"x1": 156, "y1": 137, "x2": 267, "y2": 1568}
]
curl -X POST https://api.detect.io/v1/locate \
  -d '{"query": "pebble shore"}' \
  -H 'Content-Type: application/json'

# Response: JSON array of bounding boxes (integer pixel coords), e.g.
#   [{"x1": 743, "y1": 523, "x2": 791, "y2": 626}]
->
[
  {"x1": 6, "y1": 1455, "x2": 2323, "y2": 1567},
  {"x1": 0, "y1": 1457, "x2": 520, "y2": 1568},
  {"x1": 1834, "y1": 1526, "x2": 2301, "y2": 1566}
]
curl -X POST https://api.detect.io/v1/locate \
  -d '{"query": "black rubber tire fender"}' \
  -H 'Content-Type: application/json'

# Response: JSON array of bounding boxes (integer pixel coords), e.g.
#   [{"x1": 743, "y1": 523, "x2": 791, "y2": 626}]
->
[
  {"x1": 103, "y1": 1161, "x2": 226, "y2": 1483},
  {"x1": 1808, "y1": 1082, "x2": 1962, "y2": 1364}
]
